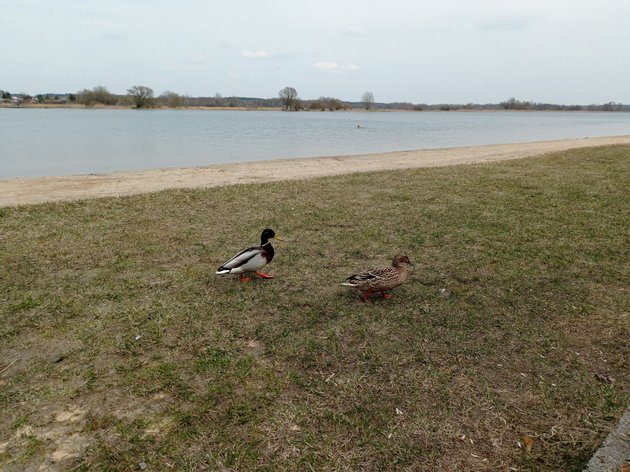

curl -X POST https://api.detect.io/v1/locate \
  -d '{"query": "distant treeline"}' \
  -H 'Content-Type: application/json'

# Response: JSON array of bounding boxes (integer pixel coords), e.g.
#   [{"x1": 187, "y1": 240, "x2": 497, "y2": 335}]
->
[{"x1": 1, "y1": 87, "x2": 628, "y2": 111}]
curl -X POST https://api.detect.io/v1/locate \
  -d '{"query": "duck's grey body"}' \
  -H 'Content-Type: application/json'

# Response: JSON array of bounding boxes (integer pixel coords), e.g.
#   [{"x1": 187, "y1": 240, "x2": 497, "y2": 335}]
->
[{"x1": 216, "y1": 244, "x2": 273, "y2": 275}]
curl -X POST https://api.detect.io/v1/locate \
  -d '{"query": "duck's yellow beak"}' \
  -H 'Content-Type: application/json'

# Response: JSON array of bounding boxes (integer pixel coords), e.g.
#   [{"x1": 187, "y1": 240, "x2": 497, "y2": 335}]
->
[{"x1": 274, "y1": 235, "x2": 284, "y2": 241}]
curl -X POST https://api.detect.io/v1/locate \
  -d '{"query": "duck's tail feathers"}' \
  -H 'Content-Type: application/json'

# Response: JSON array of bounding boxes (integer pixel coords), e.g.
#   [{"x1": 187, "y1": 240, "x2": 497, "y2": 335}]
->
[{"x1": 216, "y1": 267, "x2": 232, "y2": 275}]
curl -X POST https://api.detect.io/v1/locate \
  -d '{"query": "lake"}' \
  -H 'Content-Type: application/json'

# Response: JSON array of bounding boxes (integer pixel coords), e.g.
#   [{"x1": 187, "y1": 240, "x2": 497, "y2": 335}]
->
[{"x1": 1, "y1": 108, "x2": 629, "y2": 179}]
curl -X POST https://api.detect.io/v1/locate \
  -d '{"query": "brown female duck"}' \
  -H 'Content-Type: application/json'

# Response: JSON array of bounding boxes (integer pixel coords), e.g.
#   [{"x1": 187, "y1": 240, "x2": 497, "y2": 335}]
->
[{"x1": 342, "y1": 254, "x2": 413, "y2": 300}]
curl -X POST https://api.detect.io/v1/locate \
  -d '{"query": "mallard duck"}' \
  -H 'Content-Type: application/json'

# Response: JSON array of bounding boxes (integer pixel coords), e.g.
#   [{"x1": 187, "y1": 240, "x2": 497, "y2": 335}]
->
[
  {"x1": 342, "y1": 254, "x2": 413, "y2": 300},
  {"x1": 215, "y1": 228, "x2": 281, "y2": 282}
]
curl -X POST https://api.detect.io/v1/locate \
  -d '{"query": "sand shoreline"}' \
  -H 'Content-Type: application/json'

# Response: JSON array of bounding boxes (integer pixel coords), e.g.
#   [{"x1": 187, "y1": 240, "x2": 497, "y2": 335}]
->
[{"x1": 2, "y1": 135, "x2": 629, "y2": 207}]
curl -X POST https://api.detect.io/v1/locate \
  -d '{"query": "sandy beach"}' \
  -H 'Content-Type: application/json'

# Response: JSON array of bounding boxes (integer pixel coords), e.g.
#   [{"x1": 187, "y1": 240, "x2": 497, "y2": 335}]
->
[{"x1": 2, "y1": 135, "x2": 629, "y2": 207}]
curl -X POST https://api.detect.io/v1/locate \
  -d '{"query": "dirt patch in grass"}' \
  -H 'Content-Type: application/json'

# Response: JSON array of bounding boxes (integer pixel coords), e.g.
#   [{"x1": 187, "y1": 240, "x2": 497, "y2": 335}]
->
[{"x1": 1, "y1": 145, "x2": 628, "y2": 470}]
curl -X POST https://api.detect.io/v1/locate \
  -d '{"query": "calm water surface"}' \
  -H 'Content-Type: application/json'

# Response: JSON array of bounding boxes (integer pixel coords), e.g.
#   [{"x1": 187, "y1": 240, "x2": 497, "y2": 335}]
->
[{"x1": 1, "y1": 109, "x2": 629, "y2": 178}]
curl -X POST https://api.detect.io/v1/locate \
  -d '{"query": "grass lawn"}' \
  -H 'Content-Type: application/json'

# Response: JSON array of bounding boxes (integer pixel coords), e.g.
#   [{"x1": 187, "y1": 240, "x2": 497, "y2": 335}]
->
[{"x1": 1, "y1": 145, "x2": 628, "y2": 471}]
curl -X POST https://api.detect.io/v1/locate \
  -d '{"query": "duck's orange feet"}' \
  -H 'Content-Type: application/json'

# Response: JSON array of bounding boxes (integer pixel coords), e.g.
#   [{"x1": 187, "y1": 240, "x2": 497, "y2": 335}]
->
[
  {"x1": 255, "y1": 272, "x2": 274, "y2": 279},
  {"x1": 239, "y1": 274, "x2": 252, "y2": 282},
  {"x1": 381, "y1": 292, "x2": 392, "y2": 299},
  {"x1": 361, "y1": 289, "x2": 374, "y2": 301}
]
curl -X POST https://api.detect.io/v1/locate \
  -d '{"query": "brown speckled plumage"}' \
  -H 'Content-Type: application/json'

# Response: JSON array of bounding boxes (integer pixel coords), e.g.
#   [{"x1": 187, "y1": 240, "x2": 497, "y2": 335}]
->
[{"x1": 342, "y1": 254, "x2": 412, "y2": 300}]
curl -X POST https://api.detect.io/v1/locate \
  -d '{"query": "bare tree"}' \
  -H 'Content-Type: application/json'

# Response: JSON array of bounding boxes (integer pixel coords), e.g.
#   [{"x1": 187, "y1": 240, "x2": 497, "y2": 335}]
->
[
  {"x1": 77, "y1": 89, "x2": 96, "y2": 107},
  {"x1": 279, "y1": 86, "x2": 298, "y2": 111},
  {"x1": 127, "y1": 85, "x2": 155, "y2": 109},
  {"x1": 362, "y1": 91, "x2": 375, "y2": 110},
  {"x1": 159, "y1": 90, "x2": 186, "y2": 108},
  {"x1": 292, "y1": 98, "x2": 303, "y2": 111},
  {"x1": 500, "y1": 97, "x2": 531, "y2": 110},
  {"x1": 77, "y1": 85, "x2": 117, "y2": 107},
  {"x1": 316, "y1": 96, "x2": 350, "y2": 111},
  {"x1": 92, "y1": 86, "x2": 117, "y2": 105}
]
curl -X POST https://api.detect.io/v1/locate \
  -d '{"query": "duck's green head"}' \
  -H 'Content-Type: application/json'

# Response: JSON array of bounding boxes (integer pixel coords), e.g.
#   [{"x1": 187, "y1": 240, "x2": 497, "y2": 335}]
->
[{"x1": 261, "y1": 228, "x2": 279, "y2": 245}]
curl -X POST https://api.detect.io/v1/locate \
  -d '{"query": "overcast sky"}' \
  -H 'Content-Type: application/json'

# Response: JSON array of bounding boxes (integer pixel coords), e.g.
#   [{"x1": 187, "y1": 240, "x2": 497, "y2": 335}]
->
[{"x1": 2, "y1": 0, "x2": 629, "y2": 103}]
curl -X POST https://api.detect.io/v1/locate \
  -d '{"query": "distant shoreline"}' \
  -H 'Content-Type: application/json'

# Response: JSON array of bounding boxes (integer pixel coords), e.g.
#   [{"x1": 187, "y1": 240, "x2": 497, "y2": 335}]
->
[
  {"x1": 2, "y1": 135, "x2": 629, "y2": 206},
  {"x1": 2, "y1": 103, "x2": 630, "y2": 113}
]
